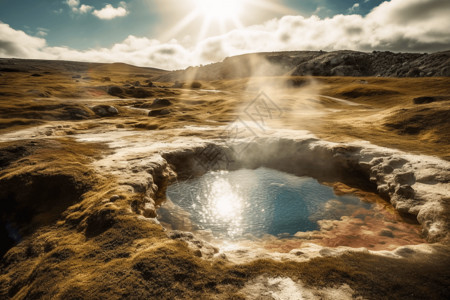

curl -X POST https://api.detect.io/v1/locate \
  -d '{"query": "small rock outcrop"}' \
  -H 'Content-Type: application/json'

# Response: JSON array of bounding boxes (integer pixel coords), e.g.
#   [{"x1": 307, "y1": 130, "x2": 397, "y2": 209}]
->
[
  {"x1": 107, "y1": 86, "x2": 124, "y2": 97},
  {"x1": 126, "y1": 88, "x2": 152, "y2": 98},
  {"x1": 151, "y1": 99, "x2": 172, "y2": 108},
  {"x1": 148, "y1": 109, "x2": 170, "y2": 117},
  {"x1": 92, "y1": 105, "x2": 119, "y2": 117}
]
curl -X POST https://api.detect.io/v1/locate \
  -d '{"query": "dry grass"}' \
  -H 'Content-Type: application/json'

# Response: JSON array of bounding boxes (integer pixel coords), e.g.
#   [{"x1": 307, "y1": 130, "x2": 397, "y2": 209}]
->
[{"x1": 1, "y1": 60, "x2": 449, "y2": 299}]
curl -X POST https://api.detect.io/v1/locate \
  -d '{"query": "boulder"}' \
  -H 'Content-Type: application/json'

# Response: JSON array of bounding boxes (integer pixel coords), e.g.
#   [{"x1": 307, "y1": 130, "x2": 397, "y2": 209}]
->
[
  {"x1": 148, "y1": 109, "x2": 170, "y2": 117},
  {"x1": 127, "y1": 88, "x2": 153, "y2": 98},
  {"x1": 151, "y1": 99, "x2": 172, "y2": 107},
  {"x1": 191, "y1": 81, "x2": 202, "y2": 89},
  {"x1": 66, "y1": 107, "x2": 93, "y2": 120},
  {"x1": 92, "y1": 105, "x2": 119, "y2": 117},
  {"x1": 107, "y1": 86, "x2": 124, "y2": 97}
]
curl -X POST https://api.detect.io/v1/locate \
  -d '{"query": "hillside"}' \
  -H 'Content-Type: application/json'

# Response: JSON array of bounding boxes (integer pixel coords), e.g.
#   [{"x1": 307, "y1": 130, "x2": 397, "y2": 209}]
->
[
  {"x1": 157, "y1": 50, "x2": 450, "y2": 82},
  {"x1": 0, "y1": 58, "x2": 168, "y2": 77}
]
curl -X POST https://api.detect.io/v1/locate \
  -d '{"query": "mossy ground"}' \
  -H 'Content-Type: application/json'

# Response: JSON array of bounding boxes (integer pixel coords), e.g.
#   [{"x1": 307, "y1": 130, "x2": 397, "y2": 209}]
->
[{"x1": 0, "y1": 60, "x2": 449, "y2": 299}]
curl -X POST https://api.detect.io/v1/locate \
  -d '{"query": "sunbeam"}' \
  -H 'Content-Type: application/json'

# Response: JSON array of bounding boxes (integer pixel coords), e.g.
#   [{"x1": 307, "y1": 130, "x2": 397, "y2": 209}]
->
[{"x1": 158, "y1": 0, "x2": 294, "y2": 43}]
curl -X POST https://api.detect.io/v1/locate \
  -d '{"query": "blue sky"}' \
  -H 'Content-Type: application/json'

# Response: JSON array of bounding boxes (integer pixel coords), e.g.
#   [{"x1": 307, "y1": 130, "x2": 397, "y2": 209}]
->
[
  {"x1": 0, "y1": 0, "x2": 385, "y2": 49},
  {"x1": 0, "y1": 0, "x2": 449, "y2": 69},
  {"x1": 0, "y1": 0, "x2": 160, "y2": 49}
]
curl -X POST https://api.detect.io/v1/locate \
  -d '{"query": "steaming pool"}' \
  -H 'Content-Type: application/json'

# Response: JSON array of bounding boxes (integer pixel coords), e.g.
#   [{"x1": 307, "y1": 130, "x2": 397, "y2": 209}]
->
[{"x1": 160, "y1": 168, "x2": 374, "y2": 239}]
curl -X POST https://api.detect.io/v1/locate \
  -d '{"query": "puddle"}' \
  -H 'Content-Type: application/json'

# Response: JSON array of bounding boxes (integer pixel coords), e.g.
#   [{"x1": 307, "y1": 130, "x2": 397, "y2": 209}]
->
[
  {"x1": 161, "y1": 168, "x2": 368, "y2": 238},
  {"x1": 159, "y1": 167, "x2": 426, "y2": 251}
]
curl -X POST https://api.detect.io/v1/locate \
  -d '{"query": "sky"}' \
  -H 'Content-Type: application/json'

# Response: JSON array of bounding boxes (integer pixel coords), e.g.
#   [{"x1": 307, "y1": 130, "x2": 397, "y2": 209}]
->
[{"x1": 0, "y1": 0, "x2": 449, "y2": 70}]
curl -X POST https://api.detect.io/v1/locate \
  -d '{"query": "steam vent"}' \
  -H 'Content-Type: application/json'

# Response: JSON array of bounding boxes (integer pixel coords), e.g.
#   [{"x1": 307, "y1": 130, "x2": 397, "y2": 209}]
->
[{"x1": 1, "y1": 0, "x2": 450, "y2": 299}]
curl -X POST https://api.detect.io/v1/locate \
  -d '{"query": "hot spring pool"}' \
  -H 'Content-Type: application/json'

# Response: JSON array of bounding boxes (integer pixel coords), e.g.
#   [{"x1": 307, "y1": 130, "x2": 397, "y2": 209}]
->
[{"x1": 161, "y1": 167, "x2": 373, "y2": 239}]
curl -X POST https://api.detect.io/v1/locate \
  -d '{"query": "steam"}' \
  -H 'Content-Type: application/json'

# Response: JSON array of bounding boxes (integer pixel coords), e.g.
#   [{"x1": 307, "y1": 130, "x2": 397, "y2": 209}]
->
[{"x1": 231, "y1": 56, "x2": 326, "y2": 135}]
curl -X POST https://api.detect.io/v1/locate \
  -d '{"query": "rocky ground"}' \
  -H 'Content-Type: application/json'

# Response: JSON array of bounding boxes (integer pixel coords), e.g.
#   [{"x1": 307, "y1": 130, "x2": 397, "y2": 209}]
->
[
  {"x1": 158, "y1": 50, "x2": 450, "y2": 82},
  {"x1": 0, "y1": 57, "x2": 449, "y2": 299}
]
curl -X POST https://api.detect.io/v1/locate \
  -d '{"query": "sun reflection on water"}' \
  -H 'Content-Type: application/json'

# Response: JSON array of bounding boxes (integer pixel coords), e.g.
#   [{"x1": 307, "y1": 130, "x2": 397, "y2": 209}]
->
[
  {"x1": 164, "y1": 168, "x2": 377, "y2": 240},
  {"x1": 199, "y1": 174, "x2": 244, "y2": 237}
]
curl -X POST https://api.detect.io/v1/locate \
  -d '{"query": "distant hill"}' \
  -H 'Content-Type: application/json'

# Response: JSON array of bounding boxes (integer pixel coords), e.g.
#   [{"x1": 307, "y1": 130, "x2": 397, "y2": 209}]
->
[
  {"x1": 2, "y1": 50, "x2": 449, "y2": 83},
  {"x1": 0, "y1": 58, "x2": 168, "y2": 77},
  {"x1": 157, "y1": 50, "x2": 450, "y2": 82}
]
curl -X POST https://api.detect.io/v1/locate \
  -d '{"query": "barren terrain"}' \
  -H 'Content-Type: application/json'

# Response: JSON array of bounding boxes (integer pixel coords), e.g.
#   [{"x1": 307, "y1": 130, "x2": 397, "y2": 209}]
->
[{"x1": 0, "y1": 57, "x2": 449, "y2": 299}]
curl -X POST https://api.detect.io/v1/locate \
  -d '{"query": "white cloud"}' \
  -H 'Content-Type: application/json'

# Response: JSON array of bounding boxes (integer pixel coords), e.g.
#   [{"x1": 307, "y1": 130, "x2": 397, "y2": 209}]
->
[
  {"x1": 348, "y1": 3, "x2": 360, "y2": 13},
  {"x1": 79, "y1": 4, "x2": 94, "y2": 14},
  {"x1": 1, "y1": 0, "x2": 449, "y2": 70},
  {"x1": 65, "y1": 0, "x2": 93, "y2": 14},
  {"x1": 36, "y1": 31, "x2": 48, "y2": 37},
  {"x1": 92, "y1": 2, "x2": 128, "y2": 20},
  {"x1": 0, "y1": 23, "x2": 48, "y2": 58},
  {"x1": 36, "y1": 28, "x2": 49, "y2": 37},
  {"x1": 66, "y1": 0, "x2": 80, "y2": 8}
]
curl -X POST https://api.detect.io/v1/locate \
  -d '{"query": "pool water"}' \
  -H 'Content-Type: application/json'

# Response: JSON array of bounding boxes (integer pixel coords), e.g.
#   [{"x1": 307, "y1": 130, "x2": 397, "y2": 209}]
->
[{"x1": 162, "y1": 168, "x2": 372, "y2": 239}]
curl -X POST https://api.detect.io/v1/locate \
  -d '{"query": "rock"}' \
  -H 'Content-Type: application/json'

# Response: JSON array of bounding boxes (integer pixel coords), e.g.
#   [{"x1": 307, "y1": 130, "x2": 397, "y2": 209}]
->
[
  {"x1": 103, "y1": 77, "x2": 111, "y2": 82},
  {"x1": 107, "y1": 86, "x2": 124, "y2": 97},
  {"x1": 168, "y1": 230, "x2": 218, "y2": 259},
  {"x1": 127, "y1": 88, "x2": 153, "y2": 98},
  {"x1": 406, "y1": 68, "x2": 421, "y2": 77},
  {"x1": 92, "y1": 105, "x2": 119, "y2": 117},
  {"x1": 394, "y1": 172, "x2": 416, "y2": 185},
  {"x1": 382, "y1": 165, "x2": 394, "y2": 174},
  {"x1": 148, "y1": 109, "x2": 170, "y2": 117},
  {"x1": 395, "y1": 247, "x2": 415, "y2": 257},
  {"x1": 289, "y1": 250, "x2": 305, "y2": 256},
  {"x1": 379, "y1": 229, "x2": 394, "y2": 238},
  {"x1": 151, "y1": 99, "x2": 172, "y2": 107},
  {"x1": 377, "y1": 184, "x2": 390, "y2": 199},
  {"x1": 31, "y1": 73, "x2": 42, "y2": 77},
  {"x1": 158, "y1": 50, "x2": 450, "y2": 81},
  {"x1": 395, "y1": 185, "x2": 415, "y2": 198},
  {"x1": 134, "y1": 81, "x2": 141, "y2": 87},
  {"x1": 168, "y1": 230, "x2": 194, "y2": 239},
  {"x1": 143, "y1": 203, "x2": 156, "y2": 218},
  {"x1": 67, "y1": 107, "x2": 93, "y2": 120},
  {"x1": 190, "y1": 81, "x2": 202, "y2": 89},
  {"x1": 388, "y1": 158, "x2": 408, "y2": 168},
  {"x1": 72, "y1": 75, "x2": 81, "y2": 79}
]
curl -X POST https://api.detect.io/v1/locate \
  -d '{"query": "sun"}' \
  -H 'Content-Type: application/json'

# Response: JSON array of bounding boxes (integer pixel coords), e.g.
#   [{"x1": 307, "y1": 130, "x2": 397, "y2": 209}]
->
[
  {"x1": 161, "y1": 0, "x2": 293, "y2": 44},
  {"x1": 193, "y1": 0, "x2": 243, "y2": 20}
]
